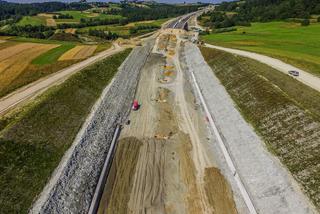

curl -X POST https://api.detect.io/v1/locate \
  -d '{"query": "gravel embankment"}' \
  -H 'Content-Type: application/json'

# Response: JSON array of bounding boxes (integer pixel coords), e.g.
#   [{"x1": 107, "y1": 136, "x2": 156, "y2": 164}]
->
[
  {"x1": 30, "y1": 41, "x2": 153, "y2": 213},
  {"x1": 182, "y1": 42, "x2": 315, "y2": 214}
]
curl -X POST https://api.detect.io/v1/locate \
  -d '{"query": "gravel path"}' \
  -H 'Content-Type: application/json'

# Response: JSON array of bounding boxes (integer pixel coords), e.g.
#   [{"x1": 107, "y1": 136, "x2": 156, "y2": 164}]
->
[
  {"x1": 204, "y1": 43, "x2": 320, "y2": 93},
  {"x1": 183, "y1": 42, "x2": 316, "y2": 214},
  {"x1": 30, "y1": 41, "x2": 153, "y2": 214}
]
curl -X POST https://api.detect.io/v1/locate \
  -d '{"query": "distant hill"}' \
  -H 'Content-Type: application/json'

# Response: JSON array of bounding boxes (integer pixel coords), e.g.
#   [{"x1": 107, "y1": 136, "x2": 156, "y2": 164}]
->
[
  {"x1": 2, "y1": 0, "x2": 222, "y2": 3},
  {"x1": 218, "y1": 0, "x2": 320, "y2": 21}
]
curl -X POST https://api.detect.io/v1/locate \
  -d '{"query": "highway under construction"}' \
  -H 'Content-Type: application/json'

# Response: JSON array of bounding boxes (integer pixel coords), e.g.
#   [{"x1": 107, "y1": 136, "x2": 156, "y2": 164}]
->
[
  {"x1": 30, "y1": 12, "x2": 316, "y2": 214},
  {"x1": 97, "y1": 30, "x2": 238, "y2": 213}
]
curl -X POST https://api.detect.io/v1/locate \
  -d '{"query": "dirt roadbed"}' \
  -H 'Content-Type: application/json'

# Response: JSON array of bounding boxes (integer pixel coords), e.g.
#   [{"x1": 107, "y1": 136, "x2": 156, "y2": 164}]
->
[{"x1": 98, "y1": 32, "x2": 237, "y2": 214}]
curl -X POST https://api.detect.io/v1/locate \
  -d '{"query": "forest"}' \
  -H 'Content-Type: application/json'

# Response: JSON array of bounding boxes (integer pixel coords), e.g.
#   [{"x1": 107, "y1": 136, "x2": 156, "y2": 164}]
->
[{"x1": 200, "y1": 0, "x2": 320, "y2": 29}]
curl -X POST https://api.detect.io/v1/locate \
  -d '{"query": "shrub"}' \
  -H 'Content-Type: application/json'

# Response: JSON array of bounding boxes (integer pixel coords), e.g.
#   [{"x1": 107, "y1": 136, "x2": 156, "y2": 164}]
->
[{"x1": 301, "y1": 19, "x2": 310, "y2": 26}]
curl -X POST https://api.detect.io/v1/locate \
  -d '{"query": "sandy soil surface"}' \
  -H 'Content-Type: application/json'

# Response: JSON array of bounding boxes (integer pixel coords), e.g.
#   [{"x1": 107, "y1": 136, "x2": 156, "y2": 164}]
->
[
  {"x1": 59, "y1": 45, "x2": 97, "y2": 61},
  {"x1": 64, "y1": 28, "x2": 76, "y2": 34},
  {"x1": 46, "y1": 18, "x2": 56, "y2": 27},
  {"x1": 37, "y1": 13, "x2": 56, "y2": 27},
  {"x1": 0, "y1": 44, "x2": 124, "y2": 115},
  {"x1": 204, "y1": 43, "x2": 320, "y2": 93},
  {"x1": 98, "y1": 32, "x2": 237, "y2": 214}
]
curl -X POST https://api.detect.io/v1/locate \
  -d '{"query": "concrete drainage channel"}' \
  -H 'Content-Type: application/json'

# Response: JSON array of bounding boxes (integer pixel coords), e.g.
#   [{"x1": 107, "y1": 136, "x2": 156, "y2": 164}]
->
[
  {"x1": 88, "y1": 125, "x2": 121, "y2": 214},
  {"x1": 182, "y1": 43, "x2": 257, "y2": 214},
  {"x1": 30, "y1": 41, "x2": 153, "y2": 214}
]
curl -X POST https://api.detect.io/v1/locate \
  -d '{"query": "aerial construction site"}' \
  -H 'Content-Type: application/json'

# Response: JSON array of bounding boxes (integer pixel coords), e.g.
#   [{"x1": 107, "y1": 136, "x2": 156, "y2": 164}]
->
[
  {"x1": 25, "y1": 12, "x2": 317, "y2": 214},
  {"x1": 2, "y1": 5, "x2": 320, "y2": 214}
]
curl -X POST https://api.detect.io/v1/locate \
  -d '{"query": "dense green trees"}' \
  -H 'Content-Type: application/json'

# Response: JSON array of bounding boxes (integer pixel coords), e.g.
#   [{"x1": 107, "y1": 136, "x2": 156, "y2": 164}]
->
[
  {"x1": 201, "y1": 0, "x2": 320, "y2": 30},
  {"x1": 129, "y1": 25, "x2": 160, "y2": 35},
  {"x1": 217, "y1": 0, "x2": 320, "y2": 22},
  {"x1": 199, "y1": 11, "x2": 250, "y2": 29},
  {"x1": 7, "y1": 24, "x2": 54, "y2": 39},
  {"x1": 53, "y1": 14, "x2": 73, "y2": 19},
  {"x1": 110, "y1": 4, "x2": 203, "y2": 23},
  {"x1": 0, "y1": 1, "x2": 90, "y2": 22},
  {"x1": 88, "y1": 29, "x2": 118, "y2": 40}
]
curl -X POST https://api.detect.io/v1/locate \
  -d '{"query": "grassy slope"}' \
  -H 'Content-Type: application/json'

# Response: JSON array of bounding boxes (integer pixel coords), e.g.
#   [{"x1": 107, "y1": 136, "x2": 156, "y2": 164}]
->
[
  {"x1": 17, "y1": 16, "x2": 46, "y2": 26},
  {"x1": 0, "y1": 49, "x2": 131, "y2": 213},
  {"x1": 31, "y1": 44, "x2": 75, "y2": 65},
  {"x1": 201, "y1": 22, "x2": 320, "y2": 76},
  {"x1": 201, "y1": 47, "x2": 320, "y2": 209}
]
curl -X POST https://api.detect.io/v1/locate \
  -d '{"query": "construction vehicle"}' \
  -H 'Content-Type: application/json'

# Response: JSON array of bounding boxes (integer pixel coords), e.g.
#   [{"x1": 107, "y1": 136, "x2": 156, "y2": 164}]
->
[{"x1": 132, "y1": 100, "x2": 139, "y2": 111}]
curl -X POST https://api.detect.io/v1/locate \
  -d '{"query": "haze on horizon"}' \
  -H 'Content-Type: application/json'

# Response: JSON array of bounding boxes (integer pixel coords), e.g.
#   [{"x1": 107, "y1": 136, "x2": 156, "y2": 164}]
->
[{"x1": 2, "y1": 0, "x2": 223, "y2": 4}]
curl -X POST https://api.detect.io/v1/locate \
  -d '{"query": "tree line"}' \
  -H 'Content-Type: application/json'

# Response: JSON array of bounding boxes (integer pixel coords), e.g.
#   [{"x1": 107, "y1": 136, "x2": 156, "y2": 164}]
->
[
  {"x1": 200, "y1": 0, "x2": 320, "y2": 30},
  {"x1": 0, "y1": 1, "x2": 90, "y2": 21},
  {"x1": 109, "y1": 3, "x2": 203, "y2": 23}
]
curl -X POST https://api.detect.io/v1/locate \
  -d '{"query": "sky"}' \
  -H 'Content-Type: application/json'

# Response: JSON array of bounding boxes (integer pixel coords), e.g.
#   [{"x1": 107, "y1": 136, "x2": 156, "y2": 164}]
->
[{"x1": 3, "y1": 0, "x2": 224, "y2": 3}]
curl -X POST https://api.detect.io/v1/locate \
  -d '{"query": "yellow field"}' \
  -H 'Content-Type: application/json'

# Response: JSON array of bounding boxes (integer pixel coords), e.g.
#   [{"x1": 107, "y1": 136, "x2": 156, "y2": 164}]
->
[
  {"x1": 64, "y1": 28, "x2": 76, "y2": 34},
  {"x1": 38, "y1": 13, "x2": 56, "y2": 27},
  {"x1": 46, "y1": 18, "x2": 56, "y2": 27},
  {"x1": 0, "y1": 43, "x2": 58, "y2": 92},
  {"x1": 58, "y1": 45, "x2": 97, "y2": 61},
  {"x1": 0, "y1": 36, "x2": 11, "y2": 40}
]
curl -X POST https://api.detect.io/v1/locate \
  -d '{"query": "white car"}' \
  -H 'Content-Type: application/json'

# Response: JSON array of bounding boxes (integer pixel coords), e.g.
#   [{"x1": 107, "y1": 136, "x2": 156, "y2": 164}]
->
[{"x1": 288, "y1": 70, "x2": 299, "y2": 77}]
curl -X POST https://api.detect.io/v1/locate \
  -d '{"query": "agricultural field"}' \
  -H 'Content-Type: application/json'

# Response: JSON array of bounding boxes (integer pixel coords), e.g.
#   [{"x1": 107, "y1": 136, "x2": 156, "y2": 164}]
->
[
  {"x1": 0, "y1": 42, "x2": 58, "y2": 96},
  {"x1": 78, "y1": 18, "x2": 168, "y2": 37},
  {"x1": 0, "y1": 49, "x2": 131, "y2": 213},
  {"x1": 58, "y1": 45, "x2": 97, "y2": 60},
  {"x1": 55, "y1": 10, "x2": 122, "y2": 24},
  {"x1": 17, "y1": 16, "x2": 46, "y2": 26},
  {"x1": 201, "y1": 47, "x2": 320, "y2": 210},
  {"x1": 16, "y1": 11, "x2": 123, "y2": 26},
  {"x1": 0, "y1": 37, "x2": 103, "y2": 97},
  {"x1": 201, "y1": 21, "x2": 320, "y2": 76}
]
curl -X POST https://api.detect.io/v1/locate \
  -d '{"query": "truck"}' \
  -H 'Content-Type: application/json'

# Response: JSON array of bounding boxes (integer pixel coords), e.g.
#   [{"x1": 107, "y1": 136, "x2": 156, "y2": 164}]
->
[{"x1": 132, "y1": 100, "x2": 139, "y2": 111}]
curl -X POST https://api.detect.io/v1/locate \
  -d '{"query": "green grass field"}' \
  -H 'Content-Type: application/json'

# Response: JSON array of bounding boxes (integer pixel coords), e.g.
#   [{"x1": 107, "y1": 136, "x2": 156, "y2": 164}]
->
[
  {"x1": 0, "y1": 49, "x2": 131, "y2": 213},
  {"x1": 78, "y1": 19, "x2": 168, "y2": 37},
  {"x1": 201, "y1": 21, "x2": 320, "y2": 76},
  {"x1": 56, "y1": 10, "x2": 122, "y2": 23},
  {"x1": 31, "y1": 44, "x2": 75, "y2": 65},
  {"x1": 17, "y1": 16, "x2": 46, "y2": 26},
  {"x1": 9, "y1": 36, "x2": 81, "y2": 45}
]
